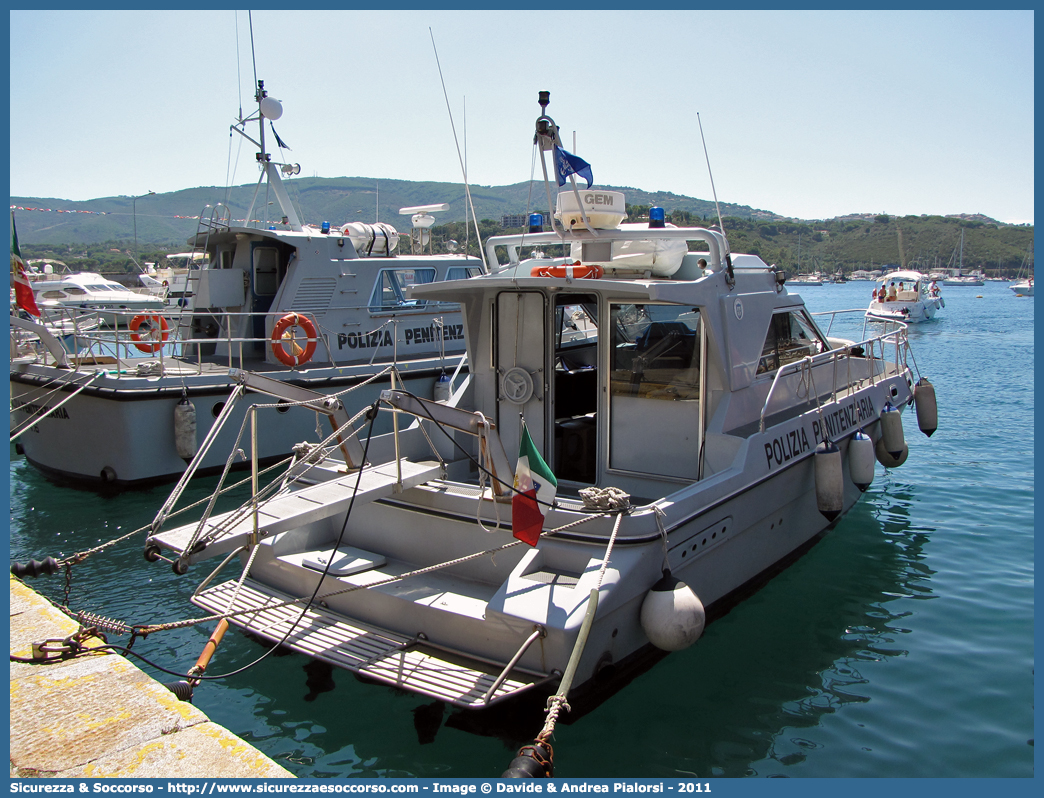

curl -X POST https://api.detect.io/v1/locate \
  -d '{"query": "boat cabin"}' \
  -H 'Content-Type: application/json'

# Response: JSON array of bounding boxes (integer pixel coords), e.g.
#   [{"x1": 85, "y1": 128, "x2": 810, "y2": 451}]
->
[
  {"x1": 185, "y1": 217, "x2": 482, "y2": 368},
  {"x1": 409, "y1": 221, "x2": 833, "y2": 502}
]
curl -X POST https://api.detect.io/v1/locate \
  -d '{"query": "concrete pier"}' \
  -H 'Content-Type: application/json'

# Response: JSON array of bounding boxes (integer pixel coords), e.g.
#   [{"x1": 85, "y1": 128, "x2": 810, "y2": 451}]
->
[{"x1": 10, "y1": 575, "x2": 294, "y2": 779}]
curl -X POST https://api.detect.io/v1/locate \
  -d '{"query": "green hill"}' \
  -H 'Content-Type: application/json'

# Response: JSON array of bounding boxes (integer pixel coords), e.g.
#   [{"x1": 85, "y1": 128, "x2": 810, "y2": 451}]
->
[{"x1": 12, "y1": 179, "x2": 1033, "y2": 278}]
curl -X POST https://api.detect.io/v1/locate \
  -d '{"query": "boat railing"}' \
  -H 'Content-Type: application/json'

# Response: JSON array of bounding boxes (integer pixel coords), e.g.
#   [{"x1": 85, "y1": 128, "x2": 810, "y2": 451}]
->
[
  {"x1": 759, "y1": 311, "x2": 910, "y2": 434},
  {"x1": 484, "y1": 227, "x2": 728, "y2": 272},
  {"x1": 22, "y1": 307, "x2": 462, "y2": 380}
]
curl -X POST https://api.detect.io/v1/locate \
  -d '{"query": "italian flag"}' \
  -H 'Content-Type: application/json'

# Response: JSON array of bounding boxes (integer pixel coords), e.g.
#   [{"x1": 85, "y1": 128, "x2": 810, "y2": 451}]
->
[
  {"x1": 512, "y1": 424, "x2": 557, "y2": 546},
  {"x1": 11, "y1": 212, "x2": 39, "y2": 317}
]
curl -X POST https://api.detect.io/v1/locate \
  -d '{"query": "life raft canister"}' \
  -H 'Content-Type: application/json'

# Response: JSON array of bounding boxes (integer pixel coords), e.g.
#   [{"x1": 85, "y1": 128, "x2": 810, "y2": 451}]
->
[
  {"x1": 129, "y1": 313, "x2": 170, "y2": 353},
  {"x1": 270, "y1": 313, "x2": 318, "y2": 367}
]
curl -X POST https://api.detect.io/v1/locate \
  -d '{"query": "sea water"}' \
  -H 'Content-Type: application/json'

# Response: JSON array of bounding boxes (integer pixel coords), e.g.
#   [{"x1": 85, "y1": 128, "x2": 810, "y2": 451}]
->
[{"x1": 7, "y1": 280, "x2": 1034, "y2": 778}]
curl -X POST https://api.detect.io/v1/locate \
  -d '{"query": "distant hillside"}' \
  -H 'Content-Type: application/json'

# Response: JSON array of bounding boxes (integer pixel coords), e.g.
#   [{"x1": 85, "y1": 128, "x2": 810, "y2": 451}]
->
[
  {"x1": 10, "y1": 177, "x2": 786, "y2": 249},
  {"x1": 12, "y1": 178, "x2": 1032, "y2": 276}
]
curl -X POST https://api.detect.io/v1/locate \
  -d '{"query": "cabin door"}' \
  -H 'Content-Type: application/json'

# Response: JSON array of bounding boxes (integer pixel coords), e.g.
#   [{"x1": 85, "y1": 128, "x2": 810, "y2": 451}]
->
[
  {"x1": 550, "y1": 293, "x2": 599, "y2": 484},
  {"x1": 495, "y1": 291, "x2": 547, "y2": 466}
]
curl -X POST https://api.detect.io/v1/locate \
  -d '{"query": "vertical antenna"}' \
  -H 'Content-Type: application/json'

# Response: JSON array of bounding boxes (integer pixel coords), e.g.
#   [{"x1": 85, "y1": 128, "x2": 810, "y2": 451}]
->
[
  {"x1": 429, "y1": 28, "x2": 488, "y2": 270},
  {"x1": 463, "y1": 95, "x2": 469, "y2": 258},
  {"x1": 248, "y1": 11, "x2": 257, "y2": 91},
  {"x1": 697, "y1": 113, "x2": 729, "y2": 254}
]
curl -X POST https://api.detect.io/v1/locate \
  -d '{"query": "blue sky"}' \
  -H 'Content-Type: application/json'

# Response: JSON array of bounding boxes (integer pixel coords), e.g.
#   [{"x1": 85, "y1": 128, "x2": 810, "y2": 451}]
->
[{"x1": 9, "y1": 9, "x2": 1034, "y2": 224}]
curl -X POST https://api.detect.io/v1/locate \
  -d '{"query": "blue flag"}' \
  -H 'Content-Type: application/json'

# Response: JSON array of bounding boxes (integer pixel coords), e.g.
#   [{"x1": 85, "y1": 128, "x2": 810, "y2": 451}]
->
[
  {"x1": 554, "y1": 146, "x2": 593, "y2": 188},
  {"x1": 271, "y1": 123, "x2": 291, "y2": 150}
]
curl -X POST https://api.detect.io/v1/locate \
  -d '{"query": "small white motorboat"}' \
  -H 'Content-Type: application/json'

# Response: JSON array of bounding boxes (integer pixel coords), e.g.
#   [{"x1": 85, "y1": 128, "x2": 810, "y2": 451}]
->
[
  {"x1": 146, "y1": 94, "x2": 938, "y2": 773},
  {"x1": 1010, "y1": 278, "x2": 1033, "y2": 296},
  {"x1": 867, "y1": 270, "x2": 944, "y2": 323}
]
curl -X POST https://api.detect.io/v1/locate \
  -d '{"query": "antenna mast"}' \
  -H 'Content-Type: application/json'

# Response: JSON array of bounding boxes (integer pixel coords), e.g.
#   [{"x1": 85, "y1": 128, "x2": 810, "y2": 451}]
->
[
  {"x1": 697, "y1": 113, "x2": 729, "y2": 254},
  {"x1": 429, "y1": 29, "x2": 487, "y2": 270}
]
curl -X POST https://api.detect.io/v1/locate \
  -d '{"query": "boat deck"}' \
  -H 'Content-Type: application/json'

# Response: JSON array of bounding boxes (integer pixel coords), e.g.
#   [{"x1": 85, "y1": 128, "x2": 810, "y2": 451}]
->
[
  {"x1": 149, "y1": 459, "x2": 443, "y2": 563},
  {"x1": 194, "y1": 579, "x2": 554, "y2": 709}
]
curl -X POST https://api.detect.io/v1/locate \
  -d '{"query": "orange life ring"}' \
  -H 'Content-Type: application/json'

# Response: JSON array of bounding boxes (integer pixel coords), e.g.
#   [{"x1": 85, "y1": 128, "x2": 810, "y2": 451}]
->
[
  {"x1": 129, "y1": 314, "x2": 170, "y2": 353},
  {"x1": 270, "y1": 313, "x2": 318, "y2": 367},
  {"x1": 530, "y1": 262, "x2": 604, "y2": 279}
]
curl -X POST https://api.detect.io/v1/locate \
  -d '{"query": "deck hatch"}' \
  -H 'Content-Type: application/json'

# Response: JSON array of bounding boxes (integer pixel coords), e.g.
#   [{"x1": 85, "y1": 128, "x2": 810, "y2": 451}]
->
[{"x1": 521, "y1": 569, "x2": 582, "y2": 587}]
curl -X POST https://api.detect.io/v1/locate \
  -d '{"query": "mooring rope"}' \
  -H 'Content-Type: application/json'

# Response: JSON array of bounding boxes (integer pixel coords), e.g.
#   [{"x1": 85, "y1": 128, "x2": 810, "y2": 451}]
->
[{"x1": 536, "y1": 507, "x2": 627, "y2": 743}]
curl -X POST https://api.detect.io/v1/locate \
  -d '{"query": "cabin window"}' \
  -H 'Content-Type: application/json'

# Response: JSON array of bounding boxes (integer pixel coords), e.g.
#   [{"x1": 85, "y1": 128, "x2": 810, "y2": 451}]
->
[
  {"x1": 368, "y1": 268, "x2": 437, "y2": 312},
  {"x1": 446, "y1": 266, "x2": 482, "y2": 281},
  {"x1": 42, "y1": 290, "x2": 68, "y2": 299},
  {"x1": 756, "y1": 310, "x2": 826, "y2": 376},
  {"x1": 609, "y1": 304, "x2": 703, "y2": 479},
  {"x1": 253, "y1": 247, "x2": 280, "y2": 296},
  {"x1": 424, "y1": 266, "x2": 483, "y2": 310}
]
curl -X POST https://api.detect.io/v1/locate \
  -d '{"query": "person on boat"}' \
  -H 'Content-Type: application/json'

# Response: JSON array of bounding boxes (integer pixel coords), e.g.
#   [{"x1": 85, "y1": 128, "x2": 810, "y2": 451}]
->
[
  {"x1": 898, "y1": 281, "x2": 905, "y2": 294},
  {"x1": 929, "y1": 280, "x2": 940, "y2": 297},
  {"x1": 887, "y1": 282, "x2": 897, "y2": 301}
]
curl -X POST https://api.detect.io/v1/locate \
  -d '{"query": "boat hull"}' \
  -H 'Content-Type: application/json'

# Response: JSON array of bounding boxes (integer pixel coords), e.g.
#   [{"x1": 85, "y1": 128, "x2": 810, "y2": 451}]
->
[
  {"x1": 866, "y1": 297, "x2": 942, "y2": 323},
  {"x1": 10, "y1": 365, "x2": 450, "y2": 487},
  {"x1": 179, "y1": 372, "x2": 911, "y2": 709}
]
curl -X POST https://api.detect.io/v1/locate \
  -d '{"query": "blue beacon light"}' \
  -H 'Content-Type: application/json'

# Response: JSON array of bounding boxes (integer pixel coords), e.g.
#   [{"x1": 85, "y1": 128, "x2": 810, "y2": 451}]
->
[
  {"x1": 649, "y1": 207, "x2": 665, "y2": 228},
  {"x1": 528, "y1": 214, "x2": 544, "y2": 233}
]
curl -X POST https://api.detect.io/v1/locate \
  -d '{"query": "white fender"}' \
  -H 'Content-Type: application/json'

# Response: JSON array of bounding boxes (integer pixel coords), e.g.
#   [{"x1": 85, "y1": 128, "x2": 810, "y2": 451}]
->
[
  {"x1": 433, "y1": 371, "x2": 451, "y2": 403},
  {"x1": 875, "y1": 438, "x2": 909, "y2": 468},
  {"x1": 174, "y1": 397, "x2": 198, "y2": 461},
  {"x1": 914, "y1": 378, "x2": 938, "y2": 438},
  {"x1": 879, "y1": 402, "x2": 905, "y2": 459},
  {"x1": 849, "y1": 431, "x2": 875, "y2": 492},
  {"x1": 814, "y1": 440, "x2": 844, "y2": 520},
  {"x1": 640, "y1": 572, "x2": 705, "y2": 651}
]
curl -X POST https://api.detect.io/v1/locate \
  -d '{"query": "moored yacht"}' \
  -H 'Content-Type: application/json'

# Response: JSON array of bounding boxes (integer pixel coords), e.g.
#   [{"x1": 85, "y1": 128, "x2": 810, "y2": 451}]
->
[
  {"x1": 10, "y1": 79, "x2": 482, "y2": 487},
  {"x1": 146, "y1": 94, "x2": 938, "y2": 760},
  {"x1": 29, "y1": 271, "x2": 165, "y2": 325},
  {"x1": 1009, "y1": 278, "x2": 1033, "y2": 296}
]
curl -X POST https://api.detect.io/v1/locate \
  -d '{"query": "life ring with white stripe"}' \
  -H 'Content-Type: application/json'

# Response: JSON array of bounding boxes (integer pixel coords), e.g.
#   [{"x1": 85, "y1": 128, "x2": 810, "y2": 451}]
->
[
  {"x1": 129, "y1": 314, "x2": 170, "y2": 353},
  {"x1": 270, "y1": 313, "x2": 318, "y2": 367},
  {"x1": 530, "y1": 262, "x2": 604, "y2": 279}
]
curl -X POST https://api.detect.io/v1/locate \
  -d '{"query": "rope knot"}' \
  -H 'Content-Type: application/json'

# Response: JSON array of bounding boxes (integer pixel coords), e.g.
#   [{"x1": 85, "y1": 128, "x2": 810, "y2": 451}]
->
[{"x1": 579, "y1": 486, "x2": 631, "y2": 512}]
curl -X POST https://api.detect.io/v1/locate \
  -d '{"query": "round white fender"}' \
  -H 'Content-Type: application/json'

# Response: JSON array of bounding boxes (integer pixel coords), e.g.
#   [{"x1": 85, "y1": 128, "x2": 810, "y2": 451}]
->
[
  {"x1": 914, "y1": 377, "x2": 938, "y2": 438},
  {"x1": 875, "y1": 438, "x2": 909, "y2": 468},
  {"x1": 815, "y1": 440, "x2": 844, "y2": 520},
  {"x1": 849, "y1": 430, "x2": 875, "y2": 492},
  {"x1": 174, "y1": 396, "x2": 198, "y2": 461},
  {"x1": 640, "y1": 572, "x2": 706, "y2": 651},
  {"x1": 879, "y1": 402, "x2": 906, "y2": 459}
]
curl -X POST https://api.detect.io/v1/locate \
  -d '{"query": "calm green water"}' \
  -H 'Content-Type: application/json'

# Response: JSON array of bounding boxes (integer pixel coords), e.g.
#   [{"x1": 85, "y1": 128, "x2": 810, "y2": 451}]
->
[{"x1": 8, "y1": 280, "x2": 1034, "y2": 778}]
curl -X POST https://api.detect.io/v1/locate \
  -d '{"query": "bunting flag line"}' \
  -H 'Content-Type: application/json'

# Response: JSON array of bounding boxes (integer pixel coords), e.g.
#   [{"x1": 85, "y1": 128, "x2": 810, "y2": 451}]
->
[{"x1": 512, "y1": 424, "x2": 558, "y2": 546}]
